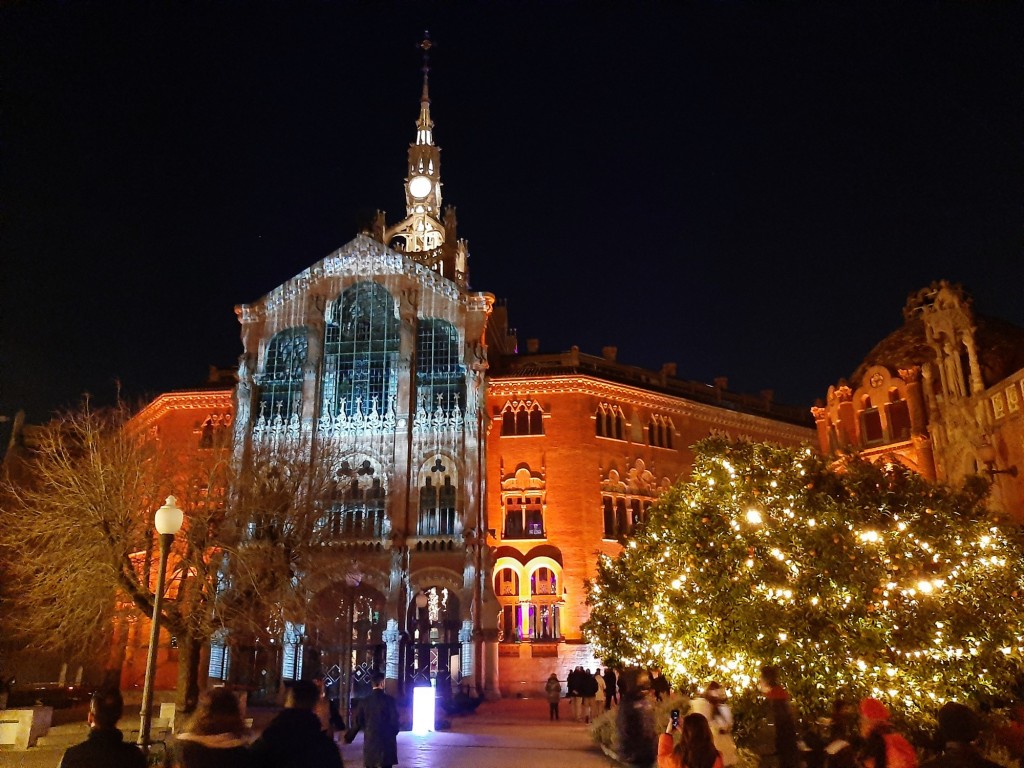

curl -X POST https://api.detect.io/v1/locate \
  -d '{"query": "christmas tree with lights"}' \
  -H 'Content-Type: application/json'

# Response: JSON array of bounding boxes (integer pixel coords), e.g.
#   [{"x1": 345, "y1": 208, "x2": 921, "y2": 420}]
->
[{"x1": 584, "y1": 438, "x2": 1024, "y2": 731}]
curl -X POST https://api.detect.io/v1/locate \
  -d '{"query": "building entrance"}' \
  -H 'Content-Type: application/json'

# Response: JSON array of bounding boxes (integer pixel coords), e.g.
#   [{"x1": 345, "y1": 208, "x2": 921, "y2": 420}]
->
[{"x1": 405, "y1": 586, "x2": 461, "y2": 693}]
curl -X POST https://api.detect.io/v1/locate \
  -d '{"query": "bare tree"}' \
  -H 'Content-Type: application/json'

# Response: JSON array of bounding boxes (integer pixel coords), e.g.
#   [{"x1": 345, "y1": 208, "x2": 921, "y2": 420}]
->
[
  {"x1": 0, "y1": 400, "x2": 380, "y2": 709},
  {"x1": 0, "y1": 400, "x2": 237, "y2": 708}
]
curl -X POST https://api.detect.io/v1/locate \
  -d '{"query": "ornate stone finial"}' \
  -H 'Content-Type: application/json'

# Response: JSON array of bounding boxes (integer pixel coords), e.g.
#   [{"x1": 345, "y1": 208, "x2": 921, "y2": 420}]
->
[
  {"x1": 810, "y1": 405, "x2": 828, "y2": 420},
  {"x1": 833, "y1": 384, "x2": 853, "y2": 403}
]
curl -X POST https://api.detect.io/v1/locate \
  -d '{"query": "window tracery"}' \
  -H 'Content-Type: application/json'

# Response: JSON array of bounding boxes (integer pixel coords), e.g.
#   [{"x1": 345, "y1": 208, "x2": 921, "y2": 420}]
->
[
  {"x1": 500, "y1": 399, "x2": 544, "y2": 436},
  {"x1": 595, "y1": 403, "x2": 625, "y2": 440},
  {"x1": 317, "y1": 459, "x2": 388, "y2": 540},
  {"x1": 646, "y1": 414, "x2": 674, "y2": 449},
  {"x1": 417, "y1": 455, "x2": 459, "y2": 536}
]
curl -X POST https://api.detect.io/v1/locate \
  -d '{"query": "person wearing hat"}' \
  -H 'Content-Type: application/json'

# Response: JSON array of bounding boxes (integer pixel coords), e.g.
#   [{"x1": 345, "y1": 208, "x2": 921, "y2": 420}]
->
[
  {"x1": 858, "y1": 697, "x2": 918, "y2": 768},
  {"x1": 920, "y1": 702, "x2": 1001, "y2": 768}
]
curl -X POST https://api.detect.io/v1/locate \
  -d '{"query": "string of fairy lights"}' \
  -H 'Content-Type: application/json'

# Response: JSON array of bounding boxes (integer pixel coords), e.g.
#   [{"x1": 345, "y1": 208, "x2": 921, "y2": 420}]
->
[{"x1": 583, "y1": 439, "x2": 1024, "y2": 723}]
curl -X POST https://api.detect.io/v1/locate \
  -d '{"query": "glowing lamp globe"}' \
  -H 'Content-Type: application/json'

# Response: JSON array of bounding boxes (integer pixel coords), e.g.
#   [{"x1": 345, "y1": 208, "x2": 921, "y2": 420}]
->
[{"x1": 154, "y1": 495, "x2": 184, "y2": 535}]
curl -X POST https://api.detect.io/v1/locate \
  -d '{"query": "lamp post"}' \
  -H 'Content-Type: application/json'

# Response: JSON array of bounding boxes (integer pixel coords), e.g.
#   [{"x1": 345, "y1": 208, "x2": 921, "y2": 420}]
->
[{"x1": 138, "y1": 495, "x2": 183, "y2": 755}]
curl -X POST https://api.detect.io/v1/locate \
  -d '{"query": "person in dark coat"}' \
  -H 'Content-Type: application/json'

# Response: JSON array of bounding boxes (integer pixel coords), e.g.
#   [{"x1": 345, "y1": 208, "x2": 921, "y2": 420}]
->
[
  {"x1": 59, "y1": 688, "x2": 146, "y2": 768},
  {"x1": 580, "y1": 667, "x2": 600, "y2": 724},
  {"x1": 604, "y1": 667, "x2": 618, "y2": 710},
  {"x1": 921, "y1": 702, "x2": 998, "y2": 768},
  {"x1": 757, "y1": 665, "x2": 799, "y2": 768},
  {"x1": 171, "y1": 687, "x2": 252, "y2": 768},
  {"x1": 249, "y1": 680, "x2": 343, "y2": 768},
  {"x1": 344, "y1": 672, "x2": 399, "y2": 768}
]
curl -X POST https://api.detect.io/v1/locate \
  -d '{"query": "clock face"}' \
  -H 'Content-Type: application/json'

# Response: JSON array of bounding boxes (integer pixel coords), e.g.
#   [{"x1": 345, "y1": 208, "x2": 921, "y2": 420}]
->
[{"x1": 409, "y1": 175, "x2": 432, "y2": 199}]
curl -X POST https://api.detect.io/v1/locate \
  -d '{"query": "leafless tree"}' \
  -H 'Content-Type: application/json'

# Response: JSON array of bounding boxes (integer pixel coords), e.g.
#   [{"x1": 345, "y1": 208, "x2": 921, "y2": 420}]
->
[{"x1": 0, "y1": 400, "x2": 373, "y2": 710}]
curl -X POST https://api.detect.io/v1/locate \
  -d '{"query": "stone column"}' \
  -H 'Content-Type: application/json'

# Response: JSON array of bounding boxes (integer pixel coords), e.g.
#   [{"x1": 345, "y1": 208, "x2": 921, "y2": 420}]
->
[
  {"x1": 834, "y1": 386, "x2": 856, "y2": 448},
  {"x1": 962, "y1": 331, "x2": 985, "y2": 395},
  {"x1": 482, "y1": 628, "x2": 500, "y2": 700},
  {"x1": 383, "y1": 619, "x2": 401, "y2": 682},
  {"x1": 899, "y1": 367, "x2": 927, "y2": 435},
  {"x1": 459, "y1": 620, "x2": 474, "y2": 685}
]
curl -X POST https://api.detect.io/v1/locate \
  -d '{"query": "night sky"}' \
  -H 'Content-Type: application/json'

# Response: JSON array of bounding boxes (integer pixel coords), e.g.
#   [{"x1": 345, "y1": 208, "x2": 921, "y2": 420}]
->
[{"x1": 3, "y1": 2, "x2": 1023, "y2": 441}]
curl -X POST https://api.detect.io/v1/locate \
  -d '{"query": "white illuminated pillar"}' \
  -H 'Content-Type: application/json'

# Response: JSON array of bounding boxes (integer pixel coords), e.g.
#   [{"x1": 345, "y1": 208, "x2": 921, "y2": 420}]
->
[{"x1": 412, "y1": 681, "x2": 435, "y2": 734}]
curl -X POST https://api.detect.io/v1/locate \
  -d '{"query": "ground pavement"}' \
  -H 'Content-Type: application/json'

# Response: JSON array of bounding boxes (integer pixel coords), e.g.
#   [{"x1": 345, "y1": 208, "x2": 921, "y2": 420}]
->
[{"x1": 0, "y1": 696, "x2": 616, "y2": 768}]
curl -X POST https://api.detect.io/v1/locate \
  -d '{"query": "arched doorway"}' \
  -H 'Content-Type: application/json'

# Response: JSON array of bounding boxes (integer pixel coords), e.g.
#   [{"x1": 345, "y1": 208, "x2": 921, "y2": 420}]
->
[
  {"x1": 405, "y1": 586, "x2": 461, "y2": 693},
  {"x1": 308, "y1": 581, "x2": 387, "y2": 709}
]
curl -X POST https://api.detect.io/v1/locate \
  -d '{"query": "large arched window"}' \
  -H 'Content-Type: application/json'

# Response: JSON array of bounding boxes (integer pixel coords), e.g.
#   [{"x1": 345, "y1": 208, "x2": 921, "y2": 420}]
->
[
  {"x1": 259, "y1": 327, "x2": 308, "y2": 425},
  {"x1": 322, "y1": 282, "x2": 400, "y2": 418},
  {"x1": 416, "y1": 319, "x2": 466, "y2": 415}
]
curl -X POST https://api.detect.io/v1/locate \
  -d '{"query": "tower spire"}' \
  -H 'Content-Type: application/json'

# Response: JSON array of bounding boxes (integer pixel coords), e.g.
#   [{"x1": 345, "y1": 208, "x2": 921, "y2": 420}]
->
[
  {"x1": 416, "y1": 31, "x2": 433, "y2": 145},
  {"x1": 383, "y1": 32, "x2": 469, "y2": 286}
]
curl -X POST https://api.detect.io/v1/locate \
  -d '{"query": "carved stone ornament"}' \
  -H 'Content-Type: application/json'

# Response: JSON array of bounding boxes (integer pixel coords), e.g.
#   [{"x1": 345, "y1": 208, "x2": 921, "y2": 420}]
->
[{"x1": 898, "y1": 366, "x2": 921, "y2": 383}]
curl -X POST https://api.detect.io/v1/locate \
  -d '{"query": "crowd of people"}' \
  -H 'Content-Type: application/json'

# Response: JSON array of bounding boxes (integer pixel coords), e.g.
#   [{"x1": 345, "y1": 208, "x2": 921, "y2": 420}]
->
[
  {"x1": 54, "y1": 662, "x2": 1024, "y2": 768},
  {"x1": 57, "y1": 671, "x2": 399, "y2": 768},
  {"x1": 544, "y1": 666, "x2": 624, "y2": 722},
  {"x1": 607, "y1": 663, "x2": 1021, "y2": 768}
]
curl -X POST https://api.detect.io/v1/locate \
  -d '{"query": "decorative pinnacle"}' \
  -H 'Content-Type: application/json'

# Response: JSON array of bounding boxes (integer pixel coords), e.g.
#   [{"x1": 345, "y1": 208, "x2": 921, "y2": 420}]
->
[{"x1": 419, "y1": 31, "x2": 432, "y2": 103}]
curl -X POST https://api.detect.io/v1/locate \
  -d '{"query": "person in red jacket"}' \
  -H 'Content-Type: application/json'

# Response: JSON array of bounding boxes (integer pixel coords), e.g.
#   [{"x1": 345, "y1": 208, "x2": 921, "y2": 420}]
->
[
  {"x1": 858, "y1": 697, "x2": 918, "y2": 768},
  {"x1": 659, "y1": 712, "x2": 725, "y2": 768}
]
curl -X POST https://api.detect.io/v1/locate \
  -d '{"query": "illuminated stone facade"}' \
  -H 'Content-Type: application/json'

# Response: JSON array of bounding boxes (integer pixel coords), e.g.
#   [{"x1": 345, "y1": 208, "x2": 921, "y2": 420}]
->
[
  {"x1": 813, "y1": 282, "x2": 1024, "y2": 523},
  {"x1": 103, "y1": 52, "x2": 816, "y2": 700}
]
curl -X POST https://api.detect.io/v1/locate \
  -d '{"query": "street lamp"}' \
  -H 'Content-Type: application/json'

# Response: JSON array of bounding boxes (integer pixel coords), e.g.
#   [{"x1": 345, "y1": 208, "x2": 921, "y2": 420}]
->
[
  {"x1": 978, "y1": 443, "x2": 1018, "y2": 478},
  {"x1": 138, "y1": 495, "x2": 183, "y2": 755}
]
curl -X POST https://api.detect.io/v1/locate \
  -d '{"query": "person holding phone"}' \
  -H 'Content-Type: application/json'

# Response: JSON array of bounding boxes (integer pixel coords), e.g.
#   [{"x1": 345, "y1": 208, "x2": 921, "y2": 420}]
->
[{"x1": 658, "y1": 712, "x2": 724, "y2": 768}]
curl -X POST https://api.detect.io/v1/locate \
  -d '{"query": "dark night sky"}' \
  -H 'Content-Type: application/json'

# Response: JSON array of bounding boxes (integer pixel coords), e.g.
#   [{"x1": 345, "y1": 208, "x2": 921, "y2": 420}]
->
[{"x1": 3, "y1": 1, "x2": 1023, "y2": 437}]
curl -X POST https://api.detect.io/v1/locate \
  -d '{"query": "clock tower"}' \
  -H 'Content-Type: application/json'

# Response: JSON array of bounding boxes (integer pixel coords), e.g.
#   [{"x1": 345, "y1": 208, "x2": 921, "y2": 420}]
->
[{"x1": 383, "y1": 33, "x2": 469, "y2": 285}]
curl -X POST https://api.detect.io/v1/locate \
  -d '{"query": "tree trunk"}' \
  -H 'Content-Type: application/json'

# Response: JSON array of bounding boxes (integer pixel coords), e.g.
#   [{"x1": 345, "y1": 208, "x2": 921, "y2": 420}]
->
[{"x1": 176, "y1": 634, "x2": 203, "y2": 713}]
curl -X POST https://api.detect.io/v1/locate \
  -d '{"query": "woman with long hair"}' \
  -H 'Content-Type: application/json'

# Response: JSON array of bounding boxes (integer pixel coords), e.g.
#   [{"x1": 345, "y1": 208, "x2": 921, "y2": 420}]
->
[
  {"x1": 658, "y1": 712, "x2": 724, "y2": 768},
  {"x1": 171, "y1": 687, "x2": 253, "y2": 768}
]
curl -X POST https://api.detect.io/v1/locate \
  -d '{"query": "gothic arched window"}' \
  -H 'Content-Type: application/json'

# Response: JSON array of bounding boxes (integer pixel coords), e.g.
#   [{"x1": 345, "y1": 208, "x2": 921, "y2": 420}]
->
[
  {"x1": 259, "y1": 327, "x2": 308, "y2": 425},
  {"x1": 318, "y1": 460, "x2": 387, "y2": 540},
  {"x1": 322, "y1": 282, "x2": 399, "y2": 418},
  {"x1": 417, "y1": 456, "x2": 459, "y2": 537},
  {"x1": 499, "y1": 400, "x2": 544, "y2": 436},
  {"x1": 416, "y1": 319, "x2": 466, "y2": 415},
  {"x1": 596, "y1": 403, "x2": 625, "y2": 440}
]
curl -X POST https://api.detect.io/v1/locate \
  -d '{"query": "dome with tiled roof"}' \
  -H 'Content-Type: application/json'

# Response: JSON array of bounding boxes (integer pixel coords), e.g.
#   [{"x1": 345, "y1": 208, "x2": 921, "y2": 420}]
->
[{"x1": 849, "y1": 283, "x2": 1024, "y2": 389}]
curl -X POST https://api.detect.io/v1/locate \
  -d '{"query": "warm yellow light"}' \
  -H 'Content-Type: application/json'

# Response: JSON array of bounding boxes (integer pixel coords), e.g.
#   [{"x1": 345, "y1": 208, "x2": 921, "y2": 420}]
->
[{"x1": 746, "y1": 509, "x2": 763, "y2": 525}]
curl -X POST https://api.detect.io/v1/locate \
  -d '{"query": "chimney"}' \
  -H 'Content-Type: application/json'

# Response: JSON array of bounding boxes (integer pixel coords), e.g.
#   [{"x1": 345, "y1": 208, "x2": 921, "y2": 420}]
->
[
  {"x1": 526, "y1": 338, "x2": 540, "y2": 354},
  {"x1": 660, "y1": 363, "x2": 677, "y2": 378},
  {"x1": 760, "y1": 389, "x2": 775, "y2": 407},
  {"x1": 601, "y1": 346, "x2": 618, "y2": 362},
  {"x1": 713, "y1": 377, "x2": 728, "y2": 391}
]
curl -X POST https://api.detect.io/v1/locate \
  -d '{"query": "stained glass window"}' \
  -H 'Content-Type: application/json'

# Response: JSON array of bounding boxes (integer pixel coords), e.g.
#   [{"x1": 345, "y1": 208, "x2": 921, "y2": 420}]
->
[
  {"x1": 259, "y1": 327, "x2": 308, "y2": 424},
  {"x1": 416, "y1": 319, "x2": 465, "y2": 414},
  {"x1": 322, "y1": 282, "x2": 399, "y2": 418}
]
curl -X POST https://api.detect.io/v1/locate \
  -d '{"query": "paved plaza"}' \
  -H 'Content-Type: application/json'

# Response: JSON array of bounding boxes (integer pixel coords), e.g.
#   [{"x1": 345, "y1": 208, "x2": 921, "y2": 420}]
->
[{"x1": 0, "y1": 697, "x2": 615, "y2": 768}]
